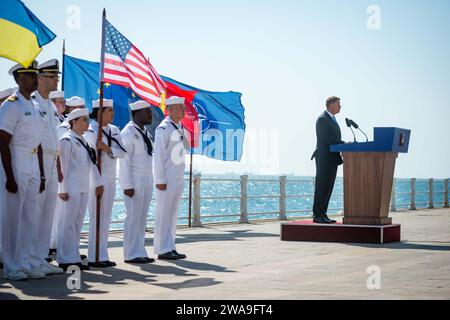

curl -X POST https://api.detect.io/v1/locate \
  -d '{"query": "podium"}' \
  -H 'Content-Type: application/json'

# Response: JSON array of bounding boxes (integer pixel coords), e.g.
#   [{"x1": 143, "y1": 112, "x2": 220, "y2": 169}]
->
[
  {"x1": 331, "y1": 127, "x2": 411, "y2": 225},
  {"x1": 281, "y1": 127, "x2": 411, "y2": 244}
]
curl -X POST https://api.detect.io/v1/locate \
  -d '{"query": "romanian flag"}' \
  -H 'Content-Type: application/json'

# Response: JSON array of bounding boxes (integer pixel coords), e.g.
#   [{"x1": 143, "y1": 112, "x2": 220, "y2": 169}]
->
[{"x1": 0, "y1": 0, "x2": 56, "y2": 67}]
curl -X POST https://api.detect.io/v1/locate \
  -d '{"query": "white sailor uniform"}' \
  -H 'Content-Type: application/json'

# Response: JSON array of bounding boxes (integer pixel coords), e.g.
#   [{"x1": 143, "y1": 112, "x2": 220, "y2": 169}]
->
[
  {"x1": 0, "y1": 91, "x2": 44, "y2": 276},
  {"x1": 152, "y1": 116, "x2": 187, "y2": 255},
  {"x1": 84, "y1": 121, "x2": 126, "y2": 262},
  {"x1": 30, "y1": 91, "x2": 60, "y2": 267},
  {"x1": 119, "y1": 121, "x2": 154, "y2": 260},
  {"x1": 56, "y1": 130, "x2": 103, "y2": 264}
]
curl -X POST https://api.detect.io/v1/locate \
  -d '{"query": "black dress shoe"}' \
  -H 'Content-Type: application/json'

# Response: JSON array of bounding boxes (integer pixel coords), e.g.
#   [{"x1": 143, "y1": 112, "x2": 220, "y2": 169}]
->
[
  {"x1": 158, "y1": 252, "x2": 179, "y2": 260},
  {"x1": 313, "y1": 217, "x2": 332, "y2": 224},
  {"x1": 0, "y1": 262, "x2": 3, "y2": 269},
  {"x1": 172, "y1": 250, "x2": 187, "y2": 259},
  {"x1": 88, "y1": 261, "x2": 109, "y2": 268},
  {"x1": 45, "y1": 257, "x2": 53, "y2": 263},
  {"x1": 144, "y1": 257, "x2": 155, "y2": 263},
  {"x1": 48, "y1": 248, "x2": 57, "y2": 256},
  {"x1": 80, "y1": 254, "x2": 87, "y2": 260},
  {"x1": 323, "y1": 215, "x2": 337, "y2": 223},
  {"x1": 76, "y1": 262, "x2": 90, "y2": 271},
  {"x1": 103, "y1": 261, "x2": 117, "y2": 267},
  {"x1": 124, "y1": 257, "x2": 150, "y2": 264}
]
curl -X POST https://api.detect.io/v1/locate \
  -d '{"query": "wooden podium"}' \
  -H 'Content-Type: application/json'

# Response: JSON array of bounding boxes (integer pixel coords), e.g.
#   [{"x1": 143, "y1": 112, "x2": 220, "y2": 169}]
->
[{"x1": 281, "y1": 127, "x2": 411, "y2": 243}]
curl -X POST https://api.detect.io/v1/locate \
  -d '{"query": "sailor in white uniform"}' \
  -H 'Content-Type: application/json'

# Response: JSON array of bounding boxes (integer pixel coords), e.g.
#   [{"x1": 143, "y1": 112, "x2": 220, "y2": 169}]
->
[
  {"x1": 153, "y1": 96, "x2": 189, "y2": 260},
  {"x1": 0, "y1": 87, "x2": 16, "y2": 269},
  {"x1": 29, "y1": 60, "x2": 64, "y2": 275},
  {"x1": 119, "y1": 100, "x2": 155, "y2": 264},
  {"x1": 56, "y1": 96, "x2": 85, "y2": 140},
  {"x1": 47, "y1": 91, "x2": 65, "y2": 256},
  {"x1": 84, "y1": 99, "x2": 125, "y2": 267},
  {"x1": 56, "y1": 108, "x2": 103, "y2": 271},
  {"x1": 51, "y1": 97, "x2": 87, "y2": 260},
  {"x1": 0, "y1": 62, "x2": 47, "y2": 280},
  {"x1": 49, "y1": 90, "x2": 66, "y2": 124}
]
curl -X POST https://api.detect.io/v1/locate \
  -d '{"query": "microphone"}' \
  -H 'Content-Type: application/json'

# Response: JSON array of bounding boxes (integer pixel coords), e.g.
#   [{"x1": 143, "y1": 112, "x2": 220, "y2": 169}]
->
[
  {"x1": 345, "y1": 118, "x2": 357, "y2": 143},
  {"x1": 349, "y1": 119, "x2": 369, "y2": 142}
]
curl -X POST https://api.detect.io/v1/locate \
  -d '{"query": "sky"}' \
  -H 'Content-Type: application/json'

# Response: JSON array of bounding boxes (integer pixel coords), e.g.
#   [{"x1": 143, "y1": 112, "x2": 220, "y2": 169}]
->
[{"x1": 1, "y1": 0, "x2": 449, "y2": 178}]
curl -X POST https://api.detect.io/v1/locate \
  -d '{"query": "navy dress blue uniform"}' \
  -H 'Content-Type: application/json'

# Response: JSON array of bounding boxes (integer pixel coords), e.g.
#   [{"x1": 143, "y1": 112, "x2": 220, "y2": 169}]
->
[{"x1": 311, "y1": 111, "x2": 344, "y2": 219}]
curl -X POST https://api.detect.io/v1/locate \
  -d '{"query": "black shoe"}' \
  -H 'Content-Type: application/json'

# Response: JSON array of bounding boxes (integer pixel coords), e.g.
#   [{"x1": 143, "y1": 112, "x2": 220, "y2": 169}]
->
[
  {"x1": 80, "y1": 254, "x2": 87, "y2": 260},
  {"x1": 144, "y1": 257, "x2": 155, "y2": 263},
  {"x1": 103, "y1": 261, "x2": 117, "y2": 267},
  {"x1": 313, "y1": 217, "x2": 332, "y2": 224},
  {"x1": 158, "y1": 252, "x2": 179, "y2": 260},
  {"x1": 172, "y1": 250, "x2": 187, "y2": 259},
  {"x1": 0, "y1": 262, "x2": 3, "y2": 269},
  {"x1": 88, "y1": 261, "x2": 109, "y2": 268},
  {"x1": 124, "y1": 257, "x2": 150, "y2": 264},
  {"x1": 48, "y1": 248, "x2": 57, "y2": 256},
  {"x1": 76, "y1": 262, "x2": 90, "y2": 271},
  {"x1": 45, "y1": 257, "x2": 53, "y2": 263},
  {"x1": 323, "y1": 215, "x2": 337, "y2": 223}
]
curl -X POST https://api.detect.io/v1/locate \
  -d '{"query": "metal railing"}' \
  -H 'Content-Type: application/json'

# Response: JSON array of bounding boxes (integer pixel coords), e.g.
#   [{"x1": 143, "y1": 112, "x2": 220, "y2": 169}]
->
[{"x1": 89, "y1": 176, "x2": 449, "y2": 230}]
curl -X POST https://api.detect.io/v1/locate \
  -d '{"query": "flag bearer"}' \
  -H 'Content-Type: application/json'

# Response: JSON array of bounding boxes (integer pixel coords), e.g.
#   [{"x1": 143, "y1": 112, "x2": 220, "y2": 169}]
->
[
  {"x1": 84, "y1": 99, "x2": 125, "y2": 267},
  {"x1": 119, "y1": 100, "x2": 155, "y2": 264},
  {"x1": 56, "y1": 108, "x2": 103, "y2": 271},
  {"x1": 0, "y1": 62, "x2": 46, "y2": 280},
  {"x1": 29, "y1": 60, "x2": 64, "y2": 275},
  {"x1": 153, "y1": 96, "x2": 189, "y2": 260}
]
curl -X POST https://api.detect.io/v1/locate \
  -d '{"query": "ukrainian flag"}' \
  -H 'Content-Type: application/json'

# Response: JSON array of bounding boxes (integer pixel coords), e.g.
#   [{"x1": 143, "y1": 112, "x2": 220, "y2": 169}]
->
[{"x1": 0, "y1": 0, "x2": 56, "y2": 67}]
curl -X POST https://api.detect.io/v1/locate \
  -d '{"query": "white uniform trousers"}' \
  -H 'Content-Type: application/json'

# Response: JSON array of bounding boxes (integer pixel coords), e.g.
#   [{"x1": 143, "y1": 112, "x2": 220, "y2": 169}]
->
[
  {"x1": 153, "y1": 178, "x2": 184, "y2": 255},
  {"x1": 1, "y1": 173, "x2": 40, "y2": 274},
  {"x1": 87, "y1": 179, "x2": 115, "y2": 262},
  {"x1": 49, "y1": 200, "x2": 60, "y2": 250},
  {"x1": 30, "y1": 176, "x2": 58, "y2": 266},
  {"x1": 123, "y1": 181, "x2": 153, "y2": 260},
  {"x1": 56, "y1": 193, "x2": 88, "y2": 264}
]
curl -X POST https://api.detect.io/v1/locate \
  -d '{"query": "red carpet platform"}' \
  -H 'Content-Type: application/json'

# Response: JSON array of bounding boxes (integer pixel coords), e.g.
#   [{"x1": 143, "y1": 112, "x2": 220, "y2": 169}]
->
[{"x1": 280, "y1": 220, "x2": 401, "y2": 244}]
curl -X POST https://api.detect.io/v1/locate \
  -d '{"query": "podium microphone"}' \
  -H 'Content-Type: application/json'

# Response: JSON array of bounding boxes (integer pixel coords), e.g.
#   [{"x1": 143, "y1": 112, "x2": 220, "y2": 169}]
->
[
  {"x1": 345, "y1": 118, "x2": 357, "y2": 142},
  {"x1": 349, "y1": 119, "x2": 369, "y2": 142}
]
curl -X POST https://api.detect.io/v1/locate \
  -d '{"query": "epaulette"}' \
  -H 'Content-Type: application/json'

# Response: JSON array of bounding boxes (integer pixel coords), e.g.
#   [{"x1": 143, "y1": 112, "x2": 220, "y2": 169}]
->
[
  {"x1": 7, "y1": 96, "x2": 18, "y2": 102},
  {"x1": 61, "y1": 137, "x2": 70, "y2": 142},
  {"x1": 156, "y1": 126, "x2": 166, "y2": 130}
]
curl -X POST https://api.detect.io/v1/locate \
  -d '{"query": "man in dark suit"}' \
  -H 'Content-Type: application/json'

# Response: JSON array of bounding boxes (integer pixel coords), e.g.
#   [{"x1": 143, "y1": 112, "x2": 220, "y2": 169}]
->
[{"x1": 311, "y1": 96, "x2": 345, "y2": 224}]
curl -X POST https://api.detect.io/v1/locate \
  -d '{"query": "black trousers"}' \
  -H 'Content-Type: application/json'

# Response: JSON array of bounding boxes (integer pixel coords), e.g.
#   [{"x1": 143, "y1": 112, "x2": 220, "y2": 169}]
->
[{"x1": 312, "y1": 158, "x2": 338, "y2": 218}]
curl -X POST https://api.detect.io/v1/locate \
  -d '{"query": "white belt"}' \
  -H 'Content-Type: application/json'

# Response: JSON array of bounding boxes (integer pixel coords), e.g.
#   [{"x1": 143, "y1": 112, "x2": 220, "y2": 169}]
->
[{"x1": 11, "y1": 145, "x2": 39, "y2": 155}]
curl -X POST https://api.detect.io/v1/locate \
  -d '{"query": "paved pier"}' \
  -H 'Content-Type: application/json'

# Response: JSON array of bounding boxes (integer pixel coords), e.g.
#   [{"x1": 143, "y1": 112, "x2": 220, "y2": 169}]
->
[{"x1": 1, "y1": 208, "x2": 449, "y2": 300}]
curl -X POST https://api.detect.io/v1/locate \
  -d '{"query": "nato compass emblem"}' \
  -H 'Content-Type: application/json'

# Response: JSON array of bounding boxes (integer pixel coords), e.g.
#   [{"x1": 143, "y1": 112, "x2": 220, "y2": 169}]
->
[{"x1": 193, "y1": 101, "x2": 232, "y2": 133}]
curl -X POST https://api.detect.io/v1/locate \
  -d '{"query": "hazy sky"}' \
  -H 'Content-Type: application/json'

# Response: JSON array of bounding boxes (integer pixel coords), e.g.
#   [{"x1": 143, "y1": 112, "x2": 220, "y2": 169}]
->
[{"x1": 1, "y1": 0, "x2": 449, "y2": 178}]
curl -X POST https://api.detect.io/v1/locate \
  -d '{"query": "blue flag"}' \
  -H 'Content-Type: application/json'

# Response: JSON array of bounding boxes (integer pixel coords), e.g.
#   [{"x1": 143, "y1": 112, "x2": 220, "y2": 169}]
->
[{"x1": 63, "y1": 55, "x2": 246, "y2": 161}]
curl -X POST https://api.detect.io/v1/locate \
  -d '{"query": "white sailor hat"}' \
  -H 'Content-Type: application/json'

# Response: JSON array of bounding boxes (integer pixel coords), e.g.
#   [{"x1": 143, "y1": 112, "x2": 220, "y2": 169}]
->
[
  {"x1": 49, "y1": 90, "x2": 64, "y2": 99},
  {"x1": 92, "y1": 98, "x2": 113, "y2": 108},
  {"x1": 66, "y1": 108, "x2": 89, "y2": 122},
  {"x1": 166, "y1": 96, "x2": 185, "y2": 106},
  {"x1": 66, "y1": 96, "x2": 85, "y2": 107},
  {"x1": 129, "y1": 100, "x2": 150, "y2": 111},
  {"x1": 0, "y1": 88, "x2": 16, "y2": 100},
  {"x1": 8, "y1": 61, "x2": 39, "y2": 76},
  {"x1": 38, "y1": 59, "x2": 61, "y2": 74}
]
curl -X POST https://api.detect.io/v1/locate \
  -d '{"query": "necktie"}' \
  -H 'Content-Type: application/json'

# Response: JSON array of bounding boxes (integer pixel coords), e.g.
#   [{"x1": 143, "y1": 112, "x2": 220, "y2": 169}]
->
[{"x1": 134, "y1": 126, "x2": 153, "y2": 156}]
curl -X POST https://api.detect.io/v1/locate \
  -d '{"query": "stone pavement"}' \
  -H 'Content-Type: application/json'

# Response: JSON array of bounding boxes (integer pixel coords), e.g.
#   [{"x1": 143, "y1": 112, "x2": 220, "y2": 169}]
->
[{"x1": 1, "y1": 208, "x2": 449, "y2": 300}]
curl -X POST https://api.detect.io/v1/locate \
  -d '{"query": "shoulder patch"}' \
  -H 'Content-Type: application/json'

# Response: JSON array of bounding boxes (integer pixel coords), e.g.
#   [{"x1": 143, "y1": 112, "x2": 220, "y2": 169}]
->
[{"x1": 7, "y1": 96, "x2": 18, "y2": 102}]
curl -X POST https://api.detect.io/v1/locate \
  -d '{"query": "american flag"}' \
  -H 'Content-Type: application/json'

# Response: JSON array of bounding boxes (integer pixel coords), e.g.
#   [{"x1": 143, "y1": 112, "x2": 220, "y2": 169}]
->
[{"x1": 101, "y1": 20, "x2": 166, "y2": 105}]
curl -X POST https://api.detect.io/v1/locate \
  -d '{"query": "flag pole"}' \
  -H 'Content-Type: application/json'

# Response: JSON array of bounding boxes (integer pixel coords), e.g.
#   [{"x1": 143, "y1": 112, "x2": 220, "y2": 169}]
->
[
  {"x1": 61, "y1": 39, "x2": 65, "y2": 90},
  {"x1": 94, "y1": 8, "x2": 107, "y2": 265},
  {"x1": 188, "y1": 150, "x2": 193, "y2": 228}
]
